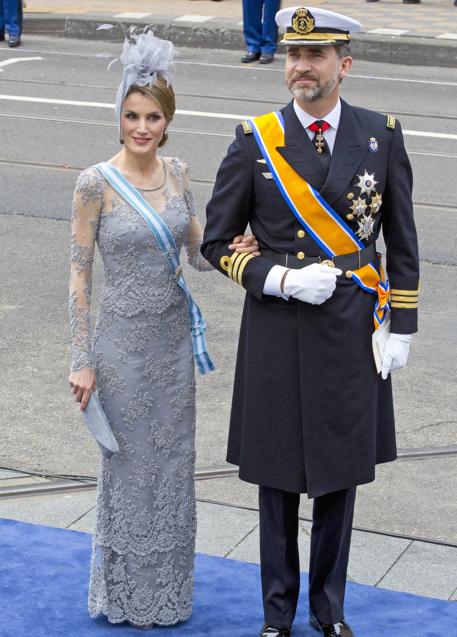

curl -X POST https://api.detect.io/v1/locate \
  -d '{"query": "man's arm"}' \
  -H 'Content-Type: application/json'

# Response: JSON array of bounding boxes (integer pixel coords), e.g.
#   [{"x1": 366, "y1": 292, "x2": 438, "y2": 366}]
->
[
  {"x1": 382, "y1": 119, "x2": 420, "y2": 334},
  {"x1": 201, "y1": 124, "x2": 275, "y2": 300}
]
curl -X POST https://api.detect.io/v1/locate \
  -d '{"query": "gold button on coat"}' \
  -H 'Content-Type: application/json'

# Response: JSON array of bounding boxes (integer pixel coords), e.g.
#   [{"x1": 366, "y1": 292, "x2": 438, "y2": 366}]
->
[
  {"x1": 346, "y1": 270, "x2": 353, "y2": 278},
  {"x1": 297, "y1": 229, "x2": 305, "y2": 238},
  {"x1": 347, "y1": 192, "x2": 354, "y2": 200},
  {"x1": 297, "y1": 251, "x2": 305, "y2": 260}
]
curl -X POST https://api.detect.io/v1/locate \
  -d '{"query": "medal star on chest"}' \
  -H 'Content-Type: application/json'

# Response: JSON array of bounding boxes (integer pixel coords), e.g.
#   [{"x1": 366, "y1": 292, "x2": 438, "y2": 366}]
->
[
  {"x1": 356, "y1": 214, "x2": 375, "y2": 240},
  {"x1": 356, "y1": 171, "x2": 378, "y2": 196},
  {"x1": 350, "y1": 197, "x2": 367, "y2": 218},
  {"x1": 370, "y1": 192, "x2": 382, "y2": 214}
]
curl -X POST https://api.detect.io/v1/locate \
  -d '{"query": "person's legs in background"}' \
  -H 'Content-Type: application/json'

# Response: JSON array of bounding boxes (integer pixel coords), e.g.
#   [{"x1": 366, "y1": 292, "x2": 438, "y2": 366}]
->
[
  {"x1": 1, "y1": 0, "x2": 22, "y2": 46},
  {"x1": 241, "y1": 0, "x2": 263, "y2": 62},
  {"x1": 259, "y1": 0, "x2": 281, "y2": 63}
]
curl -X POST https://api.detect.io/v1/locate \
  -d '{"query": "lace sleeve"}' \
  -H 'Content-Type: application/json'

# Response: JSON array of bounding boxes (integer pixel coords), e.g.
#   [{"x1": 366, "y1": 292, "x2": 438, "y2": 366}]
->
[
  {"x1": 180, "y1": 162, "x2": 213, "y2": 272},
  {"x1": 69, "y1": 168, "x2": 103, "y2": 371}
]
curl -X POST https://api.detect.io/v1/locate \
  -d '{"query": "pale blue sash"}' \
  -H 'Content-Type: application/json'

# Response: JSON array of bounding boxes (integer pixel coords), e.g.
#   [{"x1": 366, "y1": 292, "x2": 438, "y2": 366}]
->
[{"x1": 96, "y1": 162, "x2": 215, "y2": 375}]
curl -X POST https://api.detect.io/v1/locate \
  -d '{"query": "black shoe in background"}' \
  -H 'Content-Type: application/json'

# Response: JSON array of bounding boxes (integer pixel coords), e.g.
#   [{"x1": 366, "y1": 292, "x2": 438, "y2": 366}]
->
[
  {"x1": 259, "y1": 53, "x2": 274, "y2": 64},
  {"x1": 8, "y1": 35, "x2": 21, "y2": 47},
  {"x1": 241, "y1": 50, "x2": 261, "y2": 63}
]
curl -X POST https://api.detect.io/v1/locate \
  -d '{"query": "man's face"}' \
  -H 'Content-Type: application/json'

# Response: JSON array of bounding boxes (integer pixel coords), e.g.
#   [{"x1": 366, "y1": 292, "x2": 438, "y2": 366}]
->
[{"x1": 285, "y1": 45, "x2": 352, "y2": 102}]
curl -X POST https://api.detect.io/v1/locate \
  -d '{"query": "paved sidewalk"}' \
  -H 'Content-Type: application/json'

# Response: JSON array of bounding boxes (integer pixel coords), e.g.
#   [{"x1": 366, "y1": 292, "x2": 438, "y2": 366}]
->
[
  {"x1": 21, "y1": 0, "x2": 457, "y2": 67},
  {"x1": 1, "y1": 469, "x2": 457, "y2": 602},
  {"x1": 24, "y1": 0, "x2": 457, "y2": 40}
]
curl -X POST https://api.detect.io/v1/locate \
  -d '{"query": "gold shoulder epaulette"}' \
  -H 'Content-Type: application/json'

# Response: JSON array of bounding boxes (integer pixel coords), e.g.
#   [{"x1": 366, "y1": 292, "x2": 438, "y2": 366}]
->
[
  {"x1": 242, "y1": 120, "x2": 252, "y2": 135},
  {"x1": 386, "y1": 115, "x2": 396, "y2": 130}
]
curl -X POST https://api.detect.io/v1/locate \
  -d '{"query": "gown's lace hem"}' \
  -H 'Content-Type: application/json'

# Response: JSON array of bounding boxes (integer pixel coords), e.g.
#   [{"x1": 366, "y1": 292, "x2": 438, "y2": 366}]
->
[
  {"x1": 88, "y1": 546, "x2": 194, "y2": 627},
  {"x1": 88, "y1": 602, "x2": 193, "y2": 627}
]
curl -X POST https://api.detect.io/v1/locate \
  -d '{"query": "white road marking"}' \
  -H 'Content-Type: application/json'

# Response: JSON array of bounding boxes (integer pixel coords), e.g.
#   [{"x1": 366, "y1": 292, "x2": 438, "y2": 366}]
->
[
  {"x1": 435, "y1": 33, "x2": 457, "y2": 40},
  {"x1": 1, "y1": 94, "x2": 457, "y2": 141},
  {"x1": 113, "y1": 13, "x2": 152, "y2": 19},
  {"x1": 0, "y1": 57, "x2": 43, "y2": 72},
  {"x1": 1, "y1": 46, "x2": 457, "y2": 88},
  {"x1": 174, "y1": 15, "x2": 212, "y2": 23},
  {"x1": 403, "y1": 129, "x2": 457, "y2": 141},
  {"x1": 368, "y1": 28, "x2": 409, "y2": 36}
]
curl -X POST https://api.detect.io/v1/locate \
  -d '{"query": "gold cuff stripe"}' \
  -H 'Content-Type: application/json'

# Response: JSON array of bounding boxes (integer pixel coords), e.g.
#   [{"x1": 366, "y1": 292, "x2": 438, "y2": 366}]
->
[
  {"x1": 236, "y1": 254, "x2": 255, "y2": 285},
  {"x1": 283, "y1": 32, "x2": 351, "y2": 42},
  {"x1": 390, "y1": 288, "x2": 419, "y2": 296},
  {"x1": 391, "y1": 302, "x2": 418, "y2": 309},
  {"x1": 232, "y1": 252, "x2": 251, "y2": 282},
  {"x1": 391, "y1": 295, "x2": 419, "y2": 302},
  {"x1": 219, "y1": 253, "x2": 255, "y2": 286}
]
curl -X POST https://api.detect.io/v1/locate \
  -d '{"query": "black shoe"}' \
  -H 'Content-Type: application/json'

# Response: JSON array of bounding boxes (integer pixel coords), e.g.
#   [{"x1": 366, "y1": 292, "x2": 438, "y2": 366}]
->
[
  {"x1": 260, "y1": 624, "x2": 290, "y2": 637},
  {"x1": 8, "y1": 35, "x2": 21, "y2": 47},
  {"x1": 259, "y1": 53, "x2": 274, "y2": 64},
  {"x1": 310, "y1": 614, "x2": 354, "y2": 637},
  {"x1": 402, "y1": 0, "x2": 421, "y2": 3},
  {"x1": 241, "y1": 50, "x2": 260, "y2": 63}
]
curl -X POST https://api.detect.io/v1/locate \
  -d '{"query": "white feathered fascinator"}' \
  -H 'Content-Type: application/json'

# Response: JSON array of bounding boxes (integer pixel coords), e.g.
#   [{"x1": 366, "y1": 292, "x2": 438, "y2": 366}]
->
[{"x1": 111, "y1": 27, "x2": 176, "y2": 134}]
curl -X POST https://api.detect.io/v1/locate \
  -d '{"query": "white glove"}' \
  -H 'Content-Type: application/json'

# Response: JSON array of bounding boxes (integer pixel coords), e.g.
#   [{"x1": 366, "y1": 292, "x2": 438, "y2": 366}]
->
[
  {"x1": 381, "y1": 333, "x2": 413, "y2": 380},
  {"x1": 283, "y1": 263, "x2": 342, "y2": 305}
]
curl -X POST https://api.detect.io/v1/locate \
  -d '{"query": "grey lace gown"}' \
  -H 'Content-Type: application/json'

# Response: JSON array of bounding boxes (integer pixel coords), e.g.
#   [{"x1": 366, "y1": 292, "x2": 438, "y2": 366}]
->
[{"x1": 69, "y1": 157, "x2": 212, "y2": 627}]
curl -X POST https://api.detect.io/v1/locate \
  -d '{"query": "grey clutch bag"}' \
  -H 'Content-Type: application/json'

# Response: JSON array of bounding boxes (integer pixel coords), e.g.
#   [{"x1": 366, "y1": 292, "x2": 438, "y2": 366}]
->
[{"x1": 81, "y1": 392, "x2": 119, "y2": 458}]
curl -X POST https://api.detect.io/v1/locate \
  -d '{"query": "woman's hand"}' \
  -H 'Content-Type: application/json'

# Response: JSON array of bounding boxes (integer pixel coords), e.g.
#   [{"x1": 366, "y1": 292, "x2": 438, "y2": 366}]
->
[
  {"x1": 229, "y1": 234, "x2": 260, "y2": 256},
  {"x1": 68, "y1": 368, "x2": 96, "y2": 411}
]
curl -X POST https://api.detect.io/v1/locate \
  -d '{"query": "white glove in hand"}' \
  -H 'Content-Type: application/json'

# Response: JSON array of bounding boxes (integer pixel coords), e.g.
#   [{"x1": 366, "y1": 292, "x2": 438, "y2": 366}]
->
[
  {"x1": 381, "y1": 333, "x2": 413, "y2": 380},
  {"x1": 283, "y1": 263, "x2": 342, "y2": 305}
]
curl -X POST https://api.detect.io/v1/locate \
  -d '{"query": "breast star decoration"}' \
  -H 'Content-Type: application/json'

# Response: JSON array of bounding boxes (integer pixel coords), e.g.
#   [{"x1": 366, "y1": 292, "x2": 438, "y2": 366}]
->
[
  {"x1": 345, "y1": 171, "x2": 383, "y2": 240},
  {"x1": 350, "y1": 197, "x2": 367, "y2": 218},
  {"x1": 356, "y1": 171, "x2": 378, "y2": 196},
  {"x1": 356, "y1": 214, "x2": 375, "y2": 241}
]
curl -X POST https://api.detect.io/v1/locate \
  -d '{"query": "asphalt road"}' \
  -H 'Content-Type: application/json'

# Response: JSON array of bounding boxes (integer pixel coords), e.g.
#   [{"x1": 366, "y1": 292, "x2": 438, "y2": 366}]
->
[{"x1": 0, "y1": 36, "x2": 456, "y2": 543}]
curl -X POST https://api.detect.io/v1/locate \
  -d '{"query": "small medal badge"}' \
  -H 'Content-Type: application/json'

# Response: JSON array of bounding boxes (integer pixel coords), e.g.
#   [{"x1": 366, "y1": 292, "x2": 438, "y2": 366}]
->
[
  {"x1": 370, "y1": 192, "x2": 382, "y2": 214},
  {"x1": 368, "y1": 137, "x2": 378, "y2": 153}
]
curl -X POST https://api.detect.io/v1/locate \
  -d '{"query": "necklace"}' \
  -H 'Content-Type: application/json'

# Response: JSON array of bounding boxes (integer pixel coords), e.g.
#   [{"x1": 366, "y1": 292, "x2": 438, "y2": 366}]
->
[{"x1": 137, "y1": 158, "x2": 167, "y2": 192}]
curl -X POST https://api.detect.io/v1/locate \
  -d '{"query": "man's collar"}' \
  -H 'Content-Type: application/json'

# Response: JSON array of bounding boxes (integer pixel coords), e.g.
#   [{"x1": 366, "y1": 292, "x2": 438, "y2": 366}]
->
[{"x1": 293, "y1": 98, "x2": 341, "y2": 130}]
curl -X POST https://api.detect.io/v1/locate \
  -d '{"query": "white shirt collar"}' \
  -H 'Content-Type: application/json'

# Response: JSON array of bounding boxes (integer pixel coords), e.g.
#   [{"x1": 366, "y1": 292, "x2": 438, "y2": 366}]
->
[{"x1": 293, "y1": 98, "x2": 341, "y2": 132}]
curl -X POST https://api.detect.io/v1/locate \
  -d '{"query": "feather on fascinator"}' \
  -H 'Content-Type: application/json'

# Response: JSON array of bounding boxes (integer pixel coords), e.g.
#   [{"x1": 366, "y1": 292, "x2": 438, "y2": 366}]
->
[{"x1": 114, "y1": 28, "x2": 176, "y2": 134}]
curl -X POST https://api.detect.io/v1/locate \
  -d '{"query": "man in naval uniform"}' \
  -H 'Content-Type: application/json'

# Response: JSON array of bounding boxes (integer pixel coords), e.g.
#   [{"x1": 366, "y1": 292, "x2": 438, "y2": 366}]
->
[{"x1": 201, "y1": 7, "x2": 419, "y2": 637}]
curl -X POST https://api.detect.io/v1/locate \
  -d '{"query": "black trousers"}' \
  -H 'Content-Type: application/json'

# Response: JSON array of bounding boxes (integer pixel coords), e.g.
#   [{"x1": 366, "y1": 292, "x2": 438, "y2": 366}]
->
[{"x1": 259, "y1": 485, "x2": 356, "y2": 629}]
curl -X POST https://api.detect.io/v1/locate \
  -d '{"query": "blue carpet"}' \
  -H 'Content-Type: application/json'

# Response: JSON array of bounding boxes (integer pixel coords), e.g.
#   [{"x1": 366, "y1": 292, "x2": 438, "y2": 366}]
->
[{"x1": 0, "y1": 517, "x2": 456, "y2": 637}]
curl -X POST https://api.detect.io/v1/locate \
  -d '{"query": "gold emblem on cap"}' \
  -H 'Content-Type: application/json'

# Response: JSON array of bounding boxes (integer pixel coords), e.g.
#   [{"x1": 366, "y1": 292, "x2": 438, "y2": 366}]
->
[{"x1": 291, "y1": 8, "x2": 315, "y2": 35}]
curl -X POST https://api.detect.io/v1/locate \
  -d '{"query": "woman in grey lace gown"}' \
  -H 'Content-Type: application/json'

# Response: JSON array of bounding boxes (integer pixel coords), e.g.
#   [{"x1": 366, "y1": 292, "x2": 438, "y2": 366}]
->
[{"x1": 68, "y1": 33, "x2": 258, "y2": 630}]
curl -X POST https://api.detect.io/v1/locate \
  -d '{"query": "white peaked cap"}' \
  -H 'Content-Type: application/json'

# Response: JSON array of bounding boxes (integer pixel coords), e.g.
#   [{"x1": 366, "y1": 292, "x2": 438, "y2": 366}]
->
[{"x1": 276, "y1": 6, "x2": 362, "y2": 46}]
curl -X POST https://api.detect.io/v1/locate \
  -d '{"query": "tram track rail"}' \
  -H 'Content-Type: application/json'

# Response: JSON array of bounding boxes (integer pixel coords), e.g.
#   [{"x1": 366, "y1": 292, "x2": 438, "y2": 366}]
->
[
  {"x1": 2, "y1": 110, "x2": 457, "y2": 147},
  {"x1": 1, "y1": 444, "x2": 456, "y2": 500},
  {"x1": 1, "y1": 45, "x2": 457, "y2": 90},
  {"x1": 1, "y1": 77, "x2": 457, "y2": 123},
  {"x1": 1, "y1": 453, "x2": 456, "y2": 548},
  {"x1": 1, "y1": 157, "x2": 456, "y2": 214}
]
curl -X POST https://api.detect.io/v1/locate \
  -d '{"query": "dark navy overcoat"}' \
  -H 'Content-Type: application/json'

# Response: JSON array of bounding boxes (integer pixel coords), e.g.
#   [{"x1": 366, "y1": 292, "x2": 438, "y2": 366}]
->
[{"x1": 201, "y1": 100, "x2": 419, "y2": 498}]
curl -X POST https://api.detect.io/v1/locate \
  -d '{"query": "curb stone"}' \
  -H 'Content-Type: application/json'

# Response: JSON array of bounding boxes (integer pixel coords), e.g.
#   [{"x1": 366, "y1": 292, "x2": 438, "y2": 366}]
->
[{"x1": 23, "y1": 13, "x2": 457, "y2": 69}]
